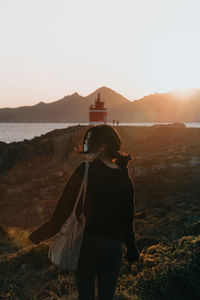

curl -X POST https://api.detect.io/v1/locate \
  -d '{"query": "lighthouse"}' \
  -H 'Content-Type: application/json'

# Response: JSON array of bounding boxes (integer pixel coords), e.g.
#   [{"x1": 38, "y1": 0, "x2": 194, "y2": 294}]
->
[{"x1": 89, "y1": 93, "x2": 107, "y2": 125}]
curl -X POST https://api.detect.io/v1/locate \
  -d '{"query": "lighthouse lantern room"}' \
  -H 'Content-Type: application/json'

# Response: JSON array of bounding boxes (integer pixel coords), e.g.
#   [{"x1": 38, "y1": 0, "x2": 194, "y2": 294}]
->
[{"x1": 89, "y1": 93, "x2": 107, "y2": 124}]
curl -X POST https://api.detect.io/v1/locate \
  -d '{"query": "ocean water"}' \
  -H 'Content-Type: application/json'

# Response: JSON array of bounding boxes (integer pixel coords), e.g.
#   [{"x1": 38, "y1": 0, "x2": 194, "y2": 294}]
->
[{"x1": 0, "y1": 122, "x2": 200, "y2": 144}]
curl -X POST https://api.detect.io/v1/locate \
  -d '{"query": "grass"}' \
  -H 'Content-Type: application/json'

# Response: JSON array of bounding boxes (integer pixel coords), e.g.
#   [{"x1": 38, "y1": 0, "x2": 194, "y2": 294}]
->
[{"x1": 1, "y1": 207, "x2": 200, "y2": 299}]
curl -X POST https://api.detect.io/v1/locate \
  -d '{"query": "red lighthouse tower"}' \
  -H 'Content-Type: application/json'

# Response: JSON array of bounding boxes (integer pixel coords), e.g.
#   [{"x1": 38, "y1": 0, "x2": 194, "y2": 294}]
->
[{"x1": 89, "y1": 93, "x2": 107, "y2": 124}]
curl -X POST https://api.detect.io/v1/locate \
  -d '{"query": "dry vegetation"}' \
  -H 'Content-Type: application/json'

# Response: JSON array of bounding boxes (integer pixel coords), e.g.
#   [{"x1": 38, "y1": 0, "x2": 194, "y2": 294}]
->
[{"x1": 0, "y1": 125, "x2": 200, "y2": 299}]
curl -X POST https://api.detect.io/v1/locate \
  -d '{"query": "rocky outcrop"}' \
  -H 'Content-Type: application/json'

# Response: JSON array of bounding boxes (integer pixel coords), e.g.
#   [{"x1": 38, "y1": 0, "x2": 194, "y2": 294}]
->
[{"x1": 0, "y1": 125, "x2": 87, "y2": 176}]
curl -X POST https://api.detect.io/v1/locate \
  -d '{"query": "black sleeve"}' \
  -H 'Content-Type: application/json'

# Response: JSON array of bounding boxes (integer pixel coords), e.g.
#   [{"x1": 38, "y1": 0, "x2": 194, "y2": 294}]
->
[
  {"x1": 124, "y1": 178, "x2": 139, "y2": 254},
  {"x1": 29, "y1": 162, "x2": 85, "y2": 244}
]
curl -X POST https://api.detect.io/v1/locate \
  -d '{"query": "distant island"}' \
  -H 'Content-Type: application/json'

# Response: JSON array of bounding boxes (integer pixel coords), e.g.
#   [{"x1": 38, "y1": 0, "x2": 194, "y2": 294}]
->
[
  {"x1": 152, "y1": 122, "x2": 187, "y2": 128},
  {"x1": 0, "y1": 86, "x2": 200, "y2": 123}
]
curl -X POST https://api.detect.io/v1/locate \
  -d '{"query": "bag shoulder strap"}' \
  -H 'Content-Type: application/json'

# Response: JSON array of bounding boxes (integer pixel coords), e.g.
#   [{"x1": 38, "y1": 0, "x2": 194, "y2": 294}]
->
[
  {"x1": 71, "y1": 161, "x2": 89, "y2": 215},
  {"x1": 81, "y1": 161, "x2": 89, "y2": 211}
]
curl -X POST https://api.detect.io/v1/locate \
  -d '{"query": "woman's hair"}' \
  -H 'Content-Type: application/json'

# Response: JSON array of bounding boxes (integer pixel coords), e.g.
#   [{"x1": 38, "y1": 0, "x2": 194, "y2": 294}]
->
[{"x1": 74, "y1": 125, "x2": 133, "y2": 168}]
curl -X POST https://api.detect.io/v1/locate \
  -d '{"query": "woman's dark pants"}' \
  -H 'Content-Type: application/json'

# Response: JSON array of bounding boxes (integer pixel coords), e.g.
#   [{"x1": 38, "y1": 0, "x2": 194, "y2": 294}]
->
[{"x1": 74, "y1": 231, "x2": 124, "y2": 300}]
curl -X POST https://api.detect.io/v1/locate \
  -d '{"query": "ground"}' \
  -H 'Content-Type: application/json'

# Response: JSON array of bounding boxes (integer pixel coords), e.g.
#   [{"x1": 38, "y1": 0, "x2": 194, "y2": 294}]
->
[{"x1": 0, "y1": 125, "x2": 200, "y2": 299}]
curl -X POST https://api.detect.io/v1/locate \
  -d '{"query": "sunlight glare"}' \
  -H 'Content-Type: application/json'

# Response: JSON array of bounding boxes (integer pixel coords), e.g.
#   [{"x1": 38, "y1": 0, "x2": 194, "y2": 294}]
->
[{"x1": 170, "y1": 88, "x2": 197, "y2": 100}]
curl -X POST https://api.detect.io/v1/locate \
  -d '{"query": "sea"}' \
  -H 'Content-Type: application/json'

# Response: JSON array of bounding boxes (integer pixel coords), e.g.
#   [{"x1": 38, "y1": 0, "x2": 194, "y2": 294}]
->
[{"x1": 0, "y1": 122, "x2": 200, "y2": 144}]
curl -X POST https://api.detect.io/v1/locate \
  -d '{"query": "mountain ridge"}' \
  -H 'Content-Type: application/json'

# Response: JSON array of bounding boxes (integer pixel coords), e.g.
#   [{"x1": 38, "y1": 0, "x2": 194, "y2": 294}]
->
[{"x1": 0, "y1": 86, "x2": 200, "y2": 122}]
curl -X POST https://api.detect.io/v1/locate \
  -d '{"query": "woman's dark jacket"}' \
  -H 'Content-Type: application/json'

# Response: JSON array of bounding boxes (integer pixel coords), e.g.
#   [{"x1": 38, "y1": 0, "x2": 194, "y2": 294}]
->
[{"x1": 29, "y1": 158, "x2": 139, "y2": 260}]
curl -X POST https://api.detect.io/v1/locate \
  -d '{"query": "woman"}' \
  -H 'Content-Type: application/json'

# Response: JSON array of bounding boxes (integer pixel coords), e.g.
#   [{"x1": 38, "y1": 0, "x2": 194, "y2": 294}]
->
[{"x1": 29, "y1": 124, "x2": 140, "y2": 300}]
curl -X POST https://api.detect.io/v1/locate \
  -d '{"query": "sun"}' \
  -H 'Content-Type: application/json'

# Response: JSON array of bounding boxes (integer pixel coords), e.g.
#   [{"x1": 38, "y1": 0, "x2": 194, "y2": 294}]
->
[{"x1": 170, "y1": 88, "x2": 197, "y2": 100}]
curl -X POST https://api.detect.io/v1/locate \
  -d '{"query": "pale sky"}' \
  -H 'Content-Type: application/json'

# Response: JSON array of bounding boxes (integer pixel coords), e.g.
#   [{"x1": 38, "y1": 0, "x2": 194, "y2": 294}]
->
[{"x1": 0, "y1": 0, "x2": 200, "y2": 108}]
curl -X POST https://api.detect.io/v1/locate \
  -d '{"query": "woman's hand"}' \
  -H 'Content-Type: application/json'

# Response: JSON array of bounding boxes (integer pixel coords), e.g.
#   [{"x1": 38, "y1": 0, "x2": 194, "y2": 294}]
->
[
  {"x1": 29, "y1": 239, "x2": 40, "y2": 245},
  {"x1": 28, "y1": 233, "x2": 40, "y2": 245},
  {"x1": 124, "y1": 248, "x2": 140, "y2": 263}
]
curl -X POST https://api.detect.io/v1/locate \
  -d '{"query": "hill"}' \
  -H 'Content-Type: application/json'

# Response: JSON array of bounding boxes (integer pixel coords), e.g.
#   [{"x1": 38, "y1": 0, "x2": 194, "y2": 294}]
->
[
  {"x1": 0, "y1": 125, "x2": 200, "y2": 299},
  {"x1": 1, "y1": 86, "x2": 200, "y2": 122},
  {"x1": 132, "y1": 89, "x2": 200, "y2": 122}
]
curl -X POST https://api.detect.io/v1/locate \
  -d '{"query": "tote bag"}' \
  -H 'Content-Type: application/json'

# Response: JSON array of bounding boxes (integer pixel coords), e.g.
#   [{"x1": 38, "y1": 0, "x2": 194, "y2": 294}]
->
[{"x1": 48, "y1": 161, "x2": 89, "y2": 271}]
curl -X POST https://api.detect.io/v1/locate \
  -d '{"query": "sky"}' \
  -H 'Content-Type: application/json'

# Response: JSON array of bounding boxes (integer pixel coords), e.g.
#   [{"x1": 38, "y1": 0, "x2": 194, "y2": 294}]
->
[{"x1": 0, "y1": 0, "x2": 200, "y2": 108}]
